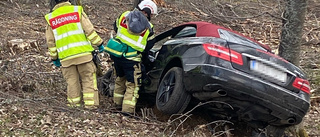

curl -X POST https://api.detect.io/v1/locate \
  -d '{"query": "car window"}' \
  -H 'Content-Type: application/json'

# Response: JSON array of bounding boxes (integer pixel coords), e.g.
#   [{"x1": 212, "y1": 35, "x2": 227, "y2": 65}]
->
[
  {"x1": 153, "y1": 25, "x2": 197, "y2": 50},
  {"x1": 218, "y1": 29, "x2": 265, "y2": 50},
  {"x1": 173, "y1": 26, "x2": 197, "y2": 38}
]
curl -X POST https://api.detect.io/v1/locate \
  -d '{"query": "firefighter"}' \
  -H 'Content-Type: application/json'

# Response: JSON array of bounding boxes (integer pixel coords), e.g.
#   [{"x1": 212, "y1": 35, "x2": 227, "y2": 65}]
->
[
  {"x1": 44, "y1": 0, "x2": 104, "y2": 108},
  {"x1": 105, "y1": 0, "x2": 157, "y2": 114}
]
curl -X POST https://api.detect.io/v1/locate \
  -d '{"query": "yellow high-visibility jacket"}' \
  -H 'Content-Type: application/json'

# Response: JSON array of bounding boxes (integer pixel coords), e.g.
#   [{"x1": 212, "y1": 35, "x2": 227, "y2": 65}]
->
[
  {"x1": 108, "y1": 11, "x2": 153, "y2": 62},
  {"x1": 45, "y1": 2, "x2": 103, "y2": 67}
]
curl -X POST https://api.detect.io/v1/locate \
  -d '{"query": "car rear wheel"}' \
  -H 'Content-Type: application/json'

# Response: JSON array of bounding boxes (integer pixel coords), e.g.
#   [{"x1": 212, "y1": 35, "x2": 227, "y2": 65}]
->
[{"x1": 156, "y1": 67, "x2": 191, "y2": 114}]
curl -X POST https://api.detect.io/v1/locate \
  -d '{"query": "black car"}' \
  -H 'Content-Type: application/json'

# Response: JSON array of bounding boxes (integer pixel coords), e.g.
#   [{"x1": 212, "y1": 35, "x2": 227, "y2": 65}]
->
[{"x1": 100, "y1": 21, "x2": 310, "y2": 132}]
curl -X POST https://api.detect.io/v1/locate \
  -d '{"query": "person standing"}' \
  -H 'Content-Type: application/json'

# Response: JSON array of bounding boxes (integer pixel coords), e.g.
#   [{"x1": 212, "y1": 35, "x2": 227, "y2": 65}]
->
[
  {"x1": 45, "y1": 0, "x2": 104, "y2": 108},
  {"x1": 105, "y1": 0, "x2": 158, "y2": 114}
]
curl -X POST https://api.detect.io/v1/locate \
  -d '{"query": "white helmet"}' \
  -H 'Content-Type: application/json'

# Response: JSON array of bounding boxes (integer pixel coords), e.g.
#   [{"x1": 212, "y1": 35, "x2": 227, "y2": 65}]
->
[{"x1": 138, "y1": 0, "x2": 158, "y2": 15}]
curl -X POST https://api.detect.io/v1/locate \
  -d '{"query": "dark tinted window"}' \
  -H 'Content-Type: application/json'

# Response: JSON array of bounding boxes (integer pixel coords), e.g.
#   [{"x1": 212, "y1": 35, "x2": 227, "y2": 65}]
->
[
  {"x1": 173, "y1": 26, "x2": 197, "y2": 38},
  {"x1": 218, "y1": 29, "x2": 265, "y2": 50}
]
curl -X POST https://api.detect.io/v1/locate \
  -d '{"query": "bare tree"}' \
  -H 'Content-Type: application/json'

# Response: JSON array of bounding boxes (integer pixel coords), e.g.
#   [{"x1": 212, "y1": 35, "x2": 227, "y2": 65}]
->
[
  {"x1": 278, "y1": 0, "x2": 307, "y2": 66},
  {"x1": 279, "y1": 1, "x2": 309, "y2": 136}
]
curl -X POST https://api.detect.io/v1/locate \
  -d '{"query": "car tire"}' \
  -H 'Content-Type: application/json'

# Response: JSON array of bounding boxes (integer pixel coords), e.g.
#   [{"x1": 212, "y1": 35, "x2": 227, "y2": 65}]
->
[
  {"x1": 97, "y1": 69, "x2": 115, "y2": 97},
  {"x1": 156, "y1": 67, "x2": 191, "y2": 115}
]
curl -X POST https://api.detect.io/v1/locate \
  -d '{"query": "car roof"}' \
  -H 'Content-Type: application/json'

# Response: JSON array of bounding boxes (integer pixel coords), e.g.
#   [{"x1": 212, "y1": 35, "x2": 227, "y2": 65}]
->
[{"x1": 179, "y1": 21, "x2": 271, "y2": 51}]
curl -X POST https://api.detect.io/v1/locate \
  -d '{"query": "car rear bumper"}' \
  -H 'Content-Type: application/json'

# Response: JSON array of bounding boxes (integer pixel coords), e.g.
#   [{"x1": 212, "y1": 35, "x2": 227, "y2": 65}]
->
[{"x1": 183, "y1": 64, "x2": 310, "y2": 126}]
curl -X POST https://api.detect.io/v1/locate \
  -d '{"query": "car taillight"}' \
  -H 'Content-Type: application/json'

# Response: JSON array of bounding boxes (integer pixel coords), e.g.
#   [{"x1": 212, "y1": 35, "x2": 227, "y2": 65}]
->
[
  {"x1": 203, "y1": 43, "x2": 243, "y2": 65},
  {"x1": 292, "y1": 77, "x2": 310, "y2": 94}
]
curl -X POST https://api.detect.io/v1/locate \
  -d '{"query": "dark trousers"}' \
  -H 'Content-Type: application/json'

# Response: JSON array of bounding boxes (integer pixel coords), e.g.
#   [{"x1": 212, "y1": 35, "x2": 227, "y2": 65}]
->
[
  {"x1": 110, "y1": 55, "x2": 141, "y2": 83},
  {"x1": 111, "y1": 55, "x2": 143, "y2": 113}
]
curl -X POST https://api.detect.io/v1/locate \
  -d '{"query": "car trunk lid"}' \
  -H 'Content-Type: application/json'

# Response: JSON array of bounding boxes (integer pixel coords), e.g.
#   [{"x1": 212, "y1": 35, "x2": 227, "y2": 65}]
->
[{"x1": 228, "y1": 42, "x2": 307, "y2": 89}]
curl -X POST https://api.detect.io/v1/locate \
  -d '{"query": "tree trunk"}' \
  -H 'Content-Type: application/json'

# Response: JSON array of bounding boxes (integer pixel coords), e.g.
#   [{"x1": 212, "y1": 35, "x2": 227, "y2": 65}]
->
[
  {"x1": 279, "y1": 1, "x2": 309, "y2": 137},
  {"x1": 278, "y1": 0, "x2": 307, "y2": 66}
]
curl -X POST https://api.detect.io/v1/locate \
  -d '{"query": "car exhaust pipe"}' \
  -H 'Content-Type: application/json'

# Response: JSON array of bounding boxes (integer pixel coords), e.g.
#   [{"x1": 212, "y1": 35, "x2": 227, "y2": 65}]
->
[
  {"x1": 286, "y1": 118, "x2": 296, "y2": 124},
  {"x1": 193, "y1": 89, "x2": 227, "y2": 100},
  {"x1": 280, "y1": 117, "x2": 296, "y2": 124},
  {"x1": 217, "y1": 89, "x2": 227, "y2": 96}
]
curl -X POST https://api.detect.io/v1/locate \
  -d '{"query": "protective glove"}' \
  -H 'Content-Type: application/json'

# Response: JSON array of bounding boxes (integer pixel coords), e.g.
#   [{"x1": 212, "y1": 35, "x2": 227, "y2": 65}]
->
[
  {"x1": 52, "y1": 59, "x2": 61, "y2": 67},
  {"x1": 98, "y1": 44, "x2": 104, "y2": 53}
]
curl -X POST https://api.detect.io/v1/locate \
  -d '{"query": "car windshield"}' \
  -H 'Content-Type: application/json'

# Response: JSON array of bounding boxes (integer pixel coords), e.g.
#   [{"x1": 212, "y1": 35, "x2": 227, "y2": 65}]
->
[{"x1": 218, "y1": 29, "x2": 265, "y2": 50}]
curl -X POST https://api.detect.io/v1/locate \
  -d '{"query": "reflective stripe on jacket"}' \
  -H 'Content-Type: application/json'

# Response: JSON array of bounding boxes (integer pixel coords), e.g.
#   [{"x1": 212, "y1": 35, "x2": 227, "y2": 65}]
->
[
  {"x1": 114, "y1": 11, "x2": 153, "y2": 61},
  {"x1": 105, "y1": 38, "x2": 142, "y2": 59},
  {"x1": 45, "y1": 6, "x2": 94, "y2": 61}
]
